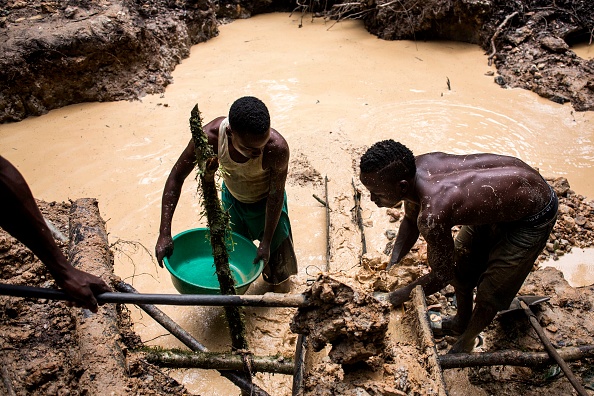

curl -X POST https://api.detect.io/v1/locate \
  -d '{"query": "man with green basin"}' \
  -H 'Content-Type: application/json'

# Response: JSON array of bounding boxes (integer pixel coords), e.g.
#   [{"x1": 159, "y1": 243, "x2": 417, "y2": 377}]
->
[
  {"x1": 156, "y1": 96, "x2": 298, "y2": 288},
  {"x1": 359, "y1": 139, "x2": 557, "y2": 353}
]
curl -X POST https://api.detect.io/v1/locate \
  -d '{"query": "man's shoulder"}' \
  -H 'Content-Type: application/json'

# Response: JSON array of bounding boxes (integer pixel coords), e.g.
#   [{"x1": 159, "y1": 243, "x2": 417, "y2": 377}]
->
[
  {"x1": 268, "y1": 128, "x2": 289, "y2": 151},
  {"x1": 203, "y1": 117, "x2": 226, "y2": 143}
]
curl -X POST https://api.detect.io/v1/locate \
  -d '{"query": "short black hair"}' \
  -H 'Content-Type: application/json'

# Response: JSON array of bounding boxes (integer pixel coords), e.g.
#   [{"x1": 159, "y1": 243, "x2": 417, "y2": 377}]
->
[
  {"x1": 360, "y1": 140, "x2": 416, "y2": 179},
  {"x1": 228, "y1": 96, "x2": 270, "y2": 136}
]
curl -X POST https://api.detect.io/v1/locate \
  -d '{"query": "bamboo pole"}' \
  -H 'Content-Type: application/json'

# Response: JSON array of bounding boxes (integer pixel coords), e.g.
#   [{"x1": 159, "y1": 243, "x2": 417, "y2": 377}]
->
[
  {"x1": 116, "y1": 282, "x2": 270, "y2": 396},
  {"x1": 440, "y1": 345, "x2": 594, "y2": 369},
  {"x1": 189, "y1": 104, "x2": 249, "y2": 352},
  {"x1": 143, "y1": 349, "x2": 294, "y2": 375}
]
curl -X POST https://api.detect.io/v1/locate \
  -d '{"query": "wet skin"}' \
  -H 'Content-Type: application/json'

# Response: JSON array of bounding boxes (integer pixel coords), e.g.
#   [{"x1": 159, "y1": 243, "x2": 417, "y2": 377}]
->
[
  {"x1": 156, "y1": 116, "x2": 289, "y2": 269},
  {"x1": 361, "y1": 151, "x2": 554, "y2": 353}
]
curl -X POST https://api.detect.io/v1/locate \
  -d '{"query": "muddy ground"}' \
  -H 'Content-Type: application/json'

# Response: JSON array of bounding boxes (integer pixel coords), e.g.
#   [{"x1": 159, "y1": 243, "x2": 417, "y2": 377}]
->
[
  {"x1": 0, "y1": 200, "x2": 190, "y2": 395},
  {"x1": 287, "y1": 176, "x2": 594, "y2": 395},
  {"x1": 1, "y1": 0, "x2": 594, "y2": 394},
  {"x1": 1, "y1": 175, "x2": 594, "y2": 395}
]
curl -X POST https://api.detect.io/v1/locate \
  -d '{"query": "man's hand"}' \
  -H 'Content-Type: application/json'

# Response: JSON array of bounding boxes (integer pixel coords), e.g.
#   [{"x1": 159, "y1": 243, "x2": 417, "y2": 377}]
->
[
  {"x1": 386, "y1": 260, "x2": 398, "y2": 271},
  {"x1": 155, "y1": 234, "x2": 174, "y2": 268},
  {"x1": 254, "y1": 241, "x2": 271, "y2": 267},
  {"x1": 388, "y1": 286, "x2": 413, "y2": 307},
  {"x1": 56, "y1": 267, "x2": 111, "y2": 313}
]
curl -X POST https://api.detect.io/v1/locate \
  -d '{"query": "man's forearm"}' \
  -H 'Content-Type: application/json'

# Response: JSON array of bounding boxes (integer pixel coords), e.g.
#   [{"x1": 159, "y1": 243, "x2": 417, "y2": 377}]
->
[
  {"x1": 0, "y1": 158, "x2": 71, "y2": 275},
  {"x1": 158, "y1": 184, "x2": 183, "y2": 236},
  {"x1": 262, "y1": 193, "x2": 283, "y2": 247}
]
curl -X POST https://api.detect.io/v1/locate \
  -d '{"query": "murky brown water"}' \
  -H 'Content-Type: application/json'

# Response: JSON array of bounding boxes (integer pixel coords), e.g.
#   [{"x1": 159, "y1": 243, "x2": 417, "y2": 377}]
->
[
  {"x1": 1, "y1": 13, "x2": 593, "y2": 395},
  {"x1": 573, "y1": 42, "x2": 593, "y2": 60}
]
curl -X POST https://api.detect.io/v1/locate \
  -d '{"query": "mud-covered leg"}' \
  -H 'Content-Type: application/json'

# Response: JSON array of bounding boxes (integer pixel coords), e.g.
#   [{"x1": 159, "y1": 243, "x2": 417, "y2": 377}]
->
[
  {"x1": 442, "y1": 285, "x2": 474, "y2": 335},
  {"x1": 448, "y1": 302, "x2": 498, "y2": 353},
  {"x1": 263, "y1": 234, "x2": 298, "y2": 286}
]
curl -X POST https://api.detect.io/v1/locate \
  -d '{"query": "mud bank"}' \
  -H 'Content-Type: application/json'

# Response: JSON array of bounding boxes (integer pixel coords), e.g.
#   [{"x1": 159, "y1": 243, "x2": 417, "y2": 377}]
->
[{"x1": 1, "y1": 0, "x2": 593, "y2": 123}]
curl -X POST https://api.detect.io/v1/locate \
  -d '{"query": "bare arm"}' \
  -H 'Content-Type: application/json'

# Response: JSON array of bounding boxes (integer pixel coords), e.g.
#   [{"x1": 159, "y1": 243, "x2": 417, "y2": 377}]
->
[
  {"x1": 388, "y1": 207, "x2": 455, "y2": 307},
  {"x1": 256, "y1": 135, "x2": 290, "y2": 264},
  {"x1": 388, "y1": 201, "x2": 421, "y2": 268},
  {"x1": 155, "y1": 140, "x2": 197, "y2": 266},
  {"x1": 0, "y1": 156, "x2": 111, "y2": 312}
]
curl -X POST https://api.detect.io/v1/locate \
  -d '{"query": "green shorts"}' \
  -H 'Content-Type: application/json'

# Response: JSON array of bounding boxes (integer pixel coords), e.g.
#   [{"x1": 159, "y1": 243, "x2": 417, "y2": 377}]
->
[{"x1": 221, "y1": 183, "x2": 292, "y2": 254}]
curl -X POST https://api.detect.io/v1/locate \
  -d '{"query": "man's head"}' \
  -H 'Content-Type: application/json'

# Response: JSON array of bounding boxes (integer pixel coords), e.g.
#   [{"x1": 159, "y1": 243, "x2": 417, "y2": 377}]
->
[
  {"x1": 227, "y1": 96, "x2": 271, "y2": 159},
  {"x1": 359, "y1": 140, "x2": 416, "y2": 208}
]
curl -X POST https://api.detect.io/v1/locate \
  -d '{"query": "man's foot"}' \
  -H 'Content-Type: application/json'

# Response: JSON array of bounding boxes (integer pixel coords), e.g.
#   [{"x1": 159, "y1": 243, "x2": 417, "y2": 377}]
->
[
  {"x1": 433, "y1": 315, "x2": 465, "y2": 337},
  {"x1": 448, "y1": 334, "x2": 480, "y2": 354}
]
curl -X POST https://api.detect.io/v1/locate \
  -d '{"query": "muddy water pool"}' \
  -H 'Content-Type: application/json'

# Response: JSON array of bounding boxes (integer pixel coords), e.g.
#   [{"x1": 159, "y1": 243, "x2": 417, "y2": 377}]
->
[{"x1": 1, "y1": 12, "x2": 593, "y2": 395}]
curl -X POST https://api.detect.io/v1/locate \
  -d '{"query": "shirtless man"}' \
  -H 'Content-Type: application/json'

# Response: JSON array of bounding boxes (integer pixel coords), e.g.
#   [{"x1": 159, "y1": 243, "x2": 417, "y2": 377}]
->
[
  {"x1": 156, "y1": 96, "x2": 297, "y2": 285},
  {"x1": 359, "y1": 139, "x2": 557, "y2": 353},
  {"x1": 0, "y1": 155, "x2": 111, "y2": 312}
]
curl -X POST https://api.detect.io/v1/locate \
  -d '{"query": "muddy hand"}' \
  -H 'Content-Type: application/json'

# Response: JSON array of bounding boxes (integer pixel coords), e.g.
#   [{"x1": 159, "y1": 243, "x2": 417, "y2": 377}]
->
[
  {"x1": 155, "y1": 234, "x2": 174, "y2": 268},
  {"x1": 59, "y1": 268, "x2": 111, "y2": 313},
  {"x1": 388, "y1": 287, "x2": 413, "y2": 307},
  {"x1": 254, "y1": 242, "x2": 270, "y2": 266}
]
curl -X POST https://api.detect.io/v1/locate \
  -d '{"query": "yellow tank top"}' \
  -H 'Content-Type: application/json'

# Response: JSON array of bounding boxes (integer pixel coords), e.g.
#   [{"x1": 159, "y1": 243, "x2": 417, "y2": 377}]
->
[{"x1": 217, "y1": 118, "x2": 270, "y2": 203}]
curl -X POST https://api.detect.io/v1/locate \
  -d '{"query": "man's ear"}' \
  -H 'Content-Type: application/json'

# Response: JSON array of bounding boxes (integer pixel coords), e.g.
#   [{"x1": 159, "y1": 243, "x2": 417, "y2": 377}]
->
[
  {"x1": 225, "y1": 126, "x2": 233, "y2": 138},
  {"x1": 399, "y1": 180, "x2": 409, "y2": 194}
]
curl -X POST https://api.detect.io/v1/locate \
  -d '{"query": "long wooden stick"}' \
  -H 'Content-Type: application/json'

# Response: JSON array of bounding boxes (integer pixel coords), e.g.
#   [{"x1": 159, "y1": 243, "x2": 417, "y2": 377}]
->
[
  {"x1": 143, "y1": 349, "x2": 294, "y2": 375},
  {"x1": 324, "y1": 176, "x2": 331, "y2": 271},
  {"x1": 352, "y1": 178, "x2": 367, "y2": 257},
  {"x1": 487, "y1": 11, "x2": 518, "y2": 66},
  {"x1": 519, "y1": 299, "x2": 589, "y2": 396},
  {"x1": 440, "y1": 345, "x2": 594, "y2": 369},
  {"x1": 0, "y1": 283, "x2": 308, "y2": 307},
  {"x1": 292, "y1": 334, "x2": 307, "y2": 396}
]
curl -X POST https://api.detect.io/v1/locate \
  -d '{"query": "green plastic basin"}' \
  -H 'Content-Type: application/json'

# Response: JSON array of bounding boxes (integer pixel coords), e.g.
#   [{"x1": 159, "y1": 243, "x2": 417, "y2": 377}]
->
[{"x1": 163, "y1": 228, "x2": 263, "y2": 295}]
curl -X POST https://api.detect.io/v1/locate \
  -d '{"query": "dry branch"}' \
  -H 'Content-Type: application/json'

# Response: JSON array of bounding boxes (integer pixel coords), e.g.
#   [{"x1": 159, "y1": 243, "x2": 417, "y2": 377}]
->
[{"x1": 488, "y1": 12, "x2": 519, "y2": 66}]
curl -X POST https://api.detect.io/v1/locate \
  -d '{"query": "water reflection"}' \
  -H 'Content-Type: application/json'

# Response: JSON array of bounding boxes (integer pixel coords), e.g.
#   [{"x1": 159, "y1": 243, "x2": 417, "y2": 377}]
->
[{"x1": 542, "y1": 248, "x2": 594, "y2": 287}]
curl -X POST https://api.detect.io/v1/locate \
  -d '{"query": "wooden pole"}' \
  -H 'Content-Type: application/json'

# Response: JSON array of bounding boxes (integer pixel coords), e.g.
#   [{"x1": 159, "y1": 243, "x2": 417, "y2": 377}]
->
[
  {"x1": 0, "y1": 283, "x2": 308, "y2": 308},
  {"x1": 519, "y1": 299, "x2": 589, "y2": 396},
  {"x1": 352, "y1": 178, "x2": 366, "y2": 258},
  {"x1": 69, "y1": 198, "x2": 129, "y2": 395},
  {"x1": 324, "y1": 176, "x2": 331, "y2": 272},
  {"x1": 143, "y1": 349, "x2": 294, "y2": 375},
  {"x1": 292, "y1": 334, "x2": 307, "y2": 396},
  {"x1": 440, "y1": 345, "x2": 594, "y2": 369},
  {"x1": 189, "y1": 105, "x2": 249, "y2": 352},
  {"x1": 410, "y1": 286, "x2": 448, "y2": 396}
]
